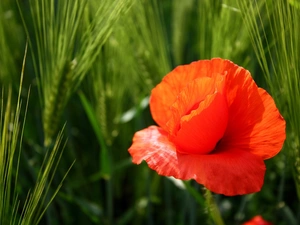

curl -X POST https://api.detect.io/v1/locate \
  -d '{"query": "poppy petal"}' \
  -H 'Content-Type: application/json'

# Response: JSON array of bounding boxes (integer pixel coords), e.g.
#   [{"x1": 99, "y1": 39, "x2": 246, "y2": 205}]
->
[
  {"x1": 150, "y1": 58, "x2": 229, "y2": 128},
  {"x1": 172, "y1": 92, "x2": 228, "y2": 155},
  {"x1": 165, "y1": 75, "x2": 226, "y2": 135},
  {"x1": 177, "y1": 148, "x2": 266, "y2": 196},
  {"x1": 220, "y1": 65, "x2": 286, "y2": 159},
  {"x1": 247, "y1": 89, "x2": 286, "y2": 159},
  {"x1": 128, "y1": 126, "x2": 180, "y2": 177},
  {"x1": 242, "y1": 215, "x2": 273, "y2": 225}
]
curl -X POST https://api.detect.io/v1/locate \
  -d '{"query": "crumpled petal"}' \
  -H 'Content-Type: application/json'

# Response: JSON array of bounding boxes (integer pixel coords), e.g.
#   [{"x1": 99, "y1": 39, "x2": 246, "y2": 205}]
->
[
  {"x1": 150, "y1": 58, "x2": 229, "y2": 129},
  {"x1": 129, "y1": 126, "x2": 267, "y2": 196},
  {"x1": 220, "y1": 64, "x2": 286, "y2": 159},
  {"x1": 177, "y1": 148, "x2": 266, "y2": 196},
  {"x1": 246, "y1": 88, "x2": 285, "y2": 159},
  {"x1": 172, "y1": 92, "x2": 228, "y2": 155},
  {"x1": 165, "y1": 75, "x2": 226, "y2": 135},
  {"x1": 128, "y1": 126, "x2": 180, "y2": 177}
]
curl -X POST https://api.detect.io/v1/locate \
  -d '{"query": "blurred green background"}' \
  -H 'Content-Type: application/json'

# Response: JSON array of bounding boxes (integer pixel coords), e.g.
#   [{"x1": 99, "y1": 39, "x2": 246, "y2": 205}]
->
[{"x1": 0, "y1": 0, "x2": 299, "y2": 224}]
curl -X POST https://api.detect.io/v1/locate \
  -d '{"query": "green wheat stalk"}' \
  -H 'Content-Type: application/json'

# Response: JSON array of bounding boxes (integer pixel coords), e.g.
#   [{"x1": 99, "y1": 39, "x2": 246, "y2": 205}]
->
[
  {"x1": 0, "y1": 42, "x2": 28, "y2": 225},
  {"x1": 19, "y1": 0, "x2": 134, "y2": 146},
  {"x1": 0, "y1": 43, "x2": 73, "y2": 224}
]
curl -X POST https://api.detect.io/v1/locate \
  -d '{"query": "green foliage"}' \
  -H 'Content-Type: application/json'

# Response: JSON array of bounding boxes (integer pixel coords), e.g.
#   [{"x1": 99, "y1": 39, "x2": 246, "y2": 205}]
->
[
  {"x1": 0, "y1": 0, "x2": 23, "y2": 85},
  {"x1": 0, "y1": 0, "x2": 299, "y2": 224}
]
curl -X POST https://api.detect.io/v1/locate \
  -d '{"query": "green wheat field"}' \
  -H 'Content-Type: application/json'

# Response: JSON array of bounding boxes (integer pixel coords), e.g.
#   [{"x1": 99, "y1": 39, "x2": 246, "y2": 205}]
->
[{"x1": 0, "y1": 0, "x2": 299, "y2": 224}]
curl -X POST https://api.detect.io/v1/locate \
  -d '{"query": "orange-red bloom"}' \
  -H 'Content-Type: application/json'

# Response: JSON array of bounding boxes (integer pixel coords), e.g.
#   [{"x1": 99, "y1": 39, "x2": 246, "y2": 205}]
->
[
  {"x1": 128, "y1": 58, "x2": 286, "y2": 196},
  {"x1": 242, "y1": 215, "x2": 273, "y2": 225}
]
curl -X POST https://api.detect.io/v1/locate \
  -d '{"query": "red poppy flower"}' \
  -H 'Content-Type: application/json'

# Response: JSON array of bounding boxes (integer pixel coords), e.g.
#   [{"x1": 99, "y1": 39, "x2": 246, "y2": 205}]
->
[
  {"x1": 242, "y1": 215, "x2": 273, "y2": 225},
  {"x1": 128, "y1": 58, "x2": 286, "y2": 196}
]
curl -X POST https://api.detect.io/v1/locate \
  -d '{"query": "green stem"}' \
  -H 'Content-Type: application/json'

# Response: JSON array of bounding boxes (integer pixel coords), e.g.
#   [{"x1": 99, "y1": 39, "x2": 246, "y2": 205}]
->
[
  {"x1": 205, "y1": 189, "x2": 225, "y2": 225},
  {"x1": 183, "y1": 181, "x2": 205, "y2": 208}
]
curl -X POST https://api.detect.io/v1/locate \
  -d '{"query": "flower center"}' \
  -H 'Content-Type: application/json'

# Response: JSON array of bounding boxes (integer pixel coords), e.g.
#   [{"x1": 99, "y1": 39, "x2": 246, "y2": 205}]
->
[
  {"x1": 185, "y1": 102, "x2": 201, "y2": 116},
  {"x1": 173, "y1": 92, "x2": 229, "y2": 155}
]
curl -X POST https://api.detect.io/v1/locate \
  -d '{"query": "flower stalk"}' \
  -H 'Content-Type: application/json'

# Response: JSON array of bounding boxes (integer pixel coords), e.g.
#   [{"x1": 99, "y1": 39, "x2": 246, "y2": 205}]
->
[{"x1": 205, "y1": 189, "x2": 225, "y2": 225}]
